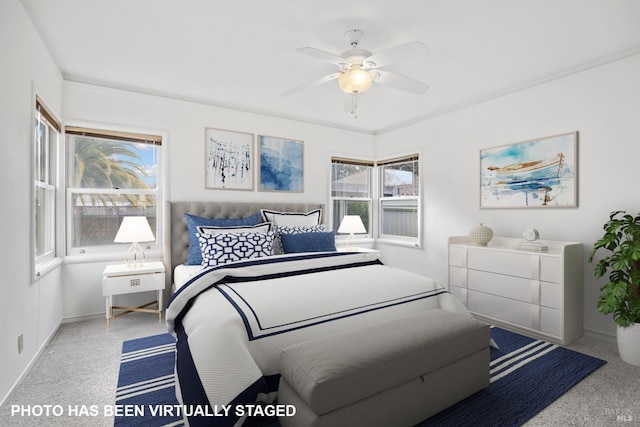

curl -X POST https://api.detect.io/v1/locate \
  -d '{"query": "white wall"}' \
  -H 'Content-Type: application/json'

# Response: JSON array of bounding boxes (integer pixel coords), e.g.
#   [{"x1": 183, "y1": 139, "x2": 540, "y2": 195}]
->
[
  {"x1": 0, "y1": 0, "x2": 64, "y2": 405},
  {"x1": 61, "y1": 82, "x2": 376, "y2": 318},
  {"x1": 375, "y1": 54, "x2": 640, "y2": 337}
]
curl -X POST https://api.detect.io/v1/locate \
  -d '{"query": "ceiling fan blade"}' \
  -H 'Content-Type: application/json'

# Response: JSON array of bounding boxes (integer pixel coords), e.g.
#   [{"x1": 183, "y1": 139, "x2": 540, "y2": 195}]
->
[
  {"x1": 363, "y1": 41, "x2": 429, "y2": 69},
  {"x1": 281, "y1": 73, "x2": 340, "y2": 96},
  {"x1": 374, "y1": 70, "x2": 429, "y2": 94},
  {"x1": 296, "y1": 47, "x2": 348, "y2": 67}
]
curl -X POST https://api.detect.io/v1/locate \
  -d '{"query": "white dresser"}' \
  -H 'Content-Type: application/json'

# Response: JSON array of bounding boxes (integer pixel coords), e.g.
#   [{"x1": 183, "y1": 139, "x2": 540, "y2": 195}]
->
[{"x1": 448, "y1": 236, "x2": 583, "y2": 344}]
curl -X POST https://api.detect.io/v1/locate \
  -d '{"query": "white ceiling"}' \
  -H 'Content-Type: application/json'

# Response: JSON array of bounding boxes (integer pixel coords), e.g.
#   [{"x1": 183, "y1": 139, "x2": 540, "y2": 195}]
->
[{"x1": 21, "y1": 0, "x2": 640, "y2": 134}]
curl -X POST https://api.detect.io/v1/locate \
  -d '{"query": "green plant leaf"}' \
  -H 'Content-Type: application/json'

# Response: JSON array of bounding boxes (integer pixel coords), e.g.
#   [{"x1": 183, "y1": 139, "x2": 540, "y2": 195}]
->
[
  {"x1": 592, "y1": 210, "x2": 640, "y2": 327},
  {"x1": 628, "y1": 297, "x2": 640, "y2": 322},
  {"x1": 593, "y1": 259, "x2": 608, "y2": 279}
]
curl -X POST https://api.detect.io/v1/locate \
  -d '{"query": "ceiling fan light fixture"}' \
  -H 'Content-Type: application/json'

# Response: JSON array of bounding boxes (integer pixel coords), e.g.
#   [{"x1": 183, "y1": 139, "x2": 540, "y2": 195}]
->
[{"x1": 337, "y1": 64, "x2": 373, "y2": 94}]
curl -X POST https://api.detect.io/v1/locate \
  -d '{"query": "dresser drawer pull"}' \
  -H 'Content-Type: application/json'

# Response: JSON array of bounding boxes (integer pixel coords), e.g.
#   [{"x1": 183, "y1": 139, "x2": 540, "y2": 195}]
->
[{"x1": 130, "y1": 279, "x2": 141, "y2": 286}]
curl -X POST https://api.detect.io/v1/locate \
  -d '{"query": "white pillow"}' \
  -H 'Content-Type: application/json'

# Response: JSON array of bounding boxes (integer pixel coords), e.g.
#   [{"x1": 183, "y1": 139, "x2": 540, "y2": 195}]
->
[
  {"x1": 196, "y1": 222, "x2": 272, "y2": 236},
  {"x1": 261, "y1": 209, "x2": 321, "y2": 227}
]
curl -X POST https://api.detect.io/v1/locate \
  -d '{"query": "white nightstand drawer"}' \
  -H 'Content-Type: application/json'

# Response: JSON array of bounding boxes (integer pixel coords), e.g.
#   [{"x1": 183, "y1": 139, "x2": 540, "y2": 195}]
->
[{"x1": 103, "y1": 272, "x2": 164, "y2": 296}]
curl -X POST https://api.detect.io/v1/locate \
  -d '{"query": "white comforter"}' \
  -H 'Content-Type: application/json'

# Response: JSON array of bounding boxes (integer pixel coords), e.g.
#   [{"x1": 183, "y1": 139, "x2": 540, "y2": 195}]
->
[{"x1": 166, "y1": 252, "x2": 470, "y2": 427}]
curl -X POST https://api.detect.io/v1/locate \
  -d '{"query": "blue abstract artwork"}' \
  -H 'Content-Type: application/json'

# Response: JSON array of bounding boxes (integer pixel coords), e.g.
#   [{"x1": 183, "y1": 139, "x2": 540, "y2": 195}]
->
[
  {"x1": 480, "y1": 132, "x2": 578, "y2": 208},
  {"x1": 259, "y1": 136, "x2": 304, "y2": 192}
]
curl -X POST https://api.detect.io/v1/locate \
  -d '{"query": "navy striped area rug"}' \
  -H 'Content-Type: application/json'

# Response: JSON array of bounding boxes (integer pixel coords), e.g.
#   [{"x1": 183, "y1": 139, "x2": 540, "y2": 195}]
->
[
  {"x1": 115, "y1": 328, "x2": 606, "y2": 427},
  {"x1": 418, "y1": 327, "x2": 607, "y2": 426},
  {"x1": 115, "y1": 333, "x2": 184, "y2": 427}
]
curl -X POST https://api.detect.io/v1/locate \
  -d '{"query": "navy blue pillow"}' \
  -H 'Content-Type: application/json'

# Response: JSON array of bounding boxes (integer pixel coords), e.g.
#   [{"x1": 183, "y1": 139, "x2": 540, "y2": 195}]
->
[
  {"x1": 280, "y1": 231, "x2": 336, "y2": 254},
  {"x1": 184, "y1": 213, "x2": 262, "y2": 265}
]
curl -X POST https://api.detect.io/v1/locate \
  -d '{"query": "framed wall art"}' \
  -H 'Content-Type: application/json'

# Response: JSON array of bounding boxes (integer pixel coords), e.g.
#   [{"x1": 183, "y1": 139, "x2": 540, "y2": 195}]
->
[
  {"x1": 204, "y1": 127, "x2": 254, "y2": 190},
  {"x1": 480, "y1": 131, "x2": 578, "y2": 208},
  {"x1": 258, "y1": 135, "x2": 304, "y2": 192}
]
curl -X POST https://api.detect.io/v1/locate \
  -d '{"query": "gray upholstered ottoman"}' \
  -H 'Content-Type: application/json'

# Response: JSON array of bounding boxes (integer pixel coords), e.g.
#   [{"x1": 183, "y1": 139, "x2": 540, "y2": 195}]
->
[{"x1": 278, "y1": 309, "x2": 489, "y2": 427}]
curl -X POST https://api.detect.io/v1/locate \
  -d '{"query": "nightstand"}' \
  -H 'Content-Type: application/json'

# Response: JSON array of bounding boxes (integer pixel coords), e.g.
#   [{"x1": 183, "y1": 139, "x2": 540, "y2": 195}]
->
[{"x1": 102, "y1": 261, "x2": 165, "y2": 330}]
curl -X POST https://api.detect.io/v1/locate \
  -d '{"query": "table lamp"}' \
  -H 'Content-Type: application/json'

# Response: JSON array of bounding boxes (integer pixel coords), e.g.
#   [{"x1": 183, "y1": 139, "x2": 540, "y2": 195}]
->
[
  {"x1": 114, "y1": 216, "x2": 155, "y2": 267},
  {"x1": 337, "y1": 215, "x2": 366, "y2": 249}
]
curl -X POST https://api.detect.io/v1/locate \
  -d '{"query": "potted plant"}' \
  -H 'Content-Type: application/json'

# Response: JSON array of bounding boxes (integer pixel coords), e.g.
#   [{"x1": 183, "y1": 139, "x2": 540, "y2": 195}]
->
[{"x1": 588, "y1": 210, "x2": 640, "y2": 366}]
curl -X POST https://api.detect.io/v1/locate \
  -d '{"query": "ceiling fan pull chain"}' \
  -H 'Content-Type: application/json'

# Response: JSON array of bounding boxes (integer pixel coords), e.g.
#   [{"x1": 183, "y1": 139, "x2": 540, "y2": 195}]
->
[{"x1": 351, "y1": 94, "x2": 359, "y2": 119}]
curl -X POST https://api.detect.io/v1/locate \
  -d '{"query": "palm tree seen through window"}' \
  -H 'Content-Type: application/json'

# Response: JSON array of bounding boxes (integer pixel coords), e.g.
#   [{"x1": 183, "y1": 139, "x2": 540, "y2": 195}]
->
[{"x1": 67, "y1": 133, "x2": 160, "y2": 250}]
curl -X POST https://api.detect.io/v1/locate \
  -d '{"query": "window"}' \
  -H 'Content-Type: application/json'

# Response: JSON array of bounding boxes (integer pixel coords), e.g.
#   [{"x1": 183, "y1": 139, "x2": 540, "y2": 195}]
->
[
  {"x1": 378, "y1": 155, "x2": 420, "y2": 243},
  {"x1": 330, "y1": 157, "x2": 373, "y2": 237},
  {"x1": 66, "y1": 127, "x2": 162, "y2": 254},
  {"x1": 34, "y1": 97, "x2": 60, "y2": 267}
]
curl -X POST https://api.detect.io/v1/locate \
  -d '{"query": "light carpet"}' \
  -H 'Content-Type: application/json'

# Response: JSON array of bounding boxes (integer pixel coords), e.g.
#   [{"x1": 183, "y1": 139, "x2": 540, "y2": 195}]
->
[{"x1": 115, "y1": 327, "x2": 606, "y2": 427}]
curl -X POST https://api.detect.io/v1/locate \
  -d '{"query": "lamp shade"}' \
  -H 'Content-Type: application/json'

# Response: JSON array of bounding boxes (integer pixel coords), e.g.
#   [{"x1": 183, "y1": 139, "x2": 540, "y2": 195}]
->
[
  {"x1": 337, "y1": 215, "x2": 366, "y2": 234},
  {"x1": 114, "y1": 216, "x2": 155, "y2": 243},
  {"x1": 337, "y1": 65, "x2": 373, "y2": 94}
]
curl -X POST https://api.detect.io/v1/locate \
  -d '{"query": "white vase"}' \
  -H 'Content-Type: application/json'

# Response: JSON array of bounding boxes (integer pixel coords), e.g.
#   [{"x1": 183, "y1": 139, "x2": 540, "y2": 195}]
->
[
  {"x1": 617, "y1": 323, "x2": 640, "y2": 367},
  {"x1": 468, "y1": 223, "x2": 493, "y2": 246}
]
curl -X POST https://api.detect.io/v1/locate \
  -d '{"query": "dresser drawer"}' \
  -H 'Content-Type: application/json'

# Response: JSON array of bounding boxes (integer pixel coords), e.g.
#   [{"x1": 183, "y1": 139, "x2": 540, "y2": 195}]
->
[
  {"x1": 449, "y1": 266, "x2": 467, "y2": 288},
  {"x1": 103, "y1": 272, "x2": 164, "y2": 296},
  {"x1": 468, "y1": 290, "x2": 534, "y2": 329},
  {"x1": 467, "y1": 290, "x2": 561, "y2": 337},
  {"x1": 465, "y1": 269, "x2": 562, "y2": 309},
  {"x1": 449, "y1": 246, "x2": 468, "y2": 268},
  {"x1": 467, "y1": 249, "x2": 539, "y2": 279},
  {"x1": 468, "y1": 270, "x2": 536, "y2": 303},
  {"x1": 540, "y1": 306, "x2": 562, "y2": 336},
  {"x1": 540, "y1": 256, "x2": 562, "y2": 283},
  {"x1": 540, "y1": 281, "x2": 562, "y2": 309},
  {"x1": 449, "y1": 285, "x2": 467, "y2": 306}
]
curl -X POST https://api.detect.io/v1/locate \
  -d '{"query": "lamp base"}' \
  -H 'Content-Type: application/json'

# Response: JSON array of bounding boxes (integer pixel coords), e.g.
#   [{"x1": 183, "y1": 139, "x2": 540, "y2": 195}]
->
[
  {"x1": 124, "y1": 242, "x2": 146, "y2": 267},
  {"x1": 345, "y1": 233, "x2": 357, "y2": 249}
]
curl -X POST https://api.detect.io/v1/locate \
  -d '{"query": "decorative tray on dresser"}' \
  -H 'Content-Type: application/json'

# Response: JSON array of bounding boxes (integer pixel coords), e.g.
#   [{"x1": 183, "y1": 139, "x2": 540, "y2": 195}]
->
[{"x1": 448, "y1": 236, "x2": 583, "y2": 345}]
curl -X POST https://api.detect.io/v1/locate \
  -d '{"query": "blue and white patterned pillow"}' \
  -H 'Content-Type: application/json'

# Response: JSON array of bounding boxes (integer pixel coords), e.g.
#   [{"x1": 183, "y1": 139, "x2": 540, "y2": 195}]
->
[
  {"x1": 197, "y1": 231, "x2": 275, "y2": 267},
  {"x1": 273, "y1": 224, "x2": 327, "y2": 254},
  {"x1": 184, "y1": 213, "x2": 263, "y2": 265}
]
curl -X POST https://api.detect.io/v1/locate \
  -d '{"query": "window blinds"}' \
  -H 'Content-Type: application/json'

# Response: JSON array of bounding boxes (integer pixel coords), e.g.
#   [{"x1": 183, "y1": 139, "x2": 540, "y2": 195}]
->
[
  {"x1": 65, "y1": 126, "x2": 162, "y2": 145},
  {"x1": 35, "y1": 96, "x2": 61, "y2": 132}
]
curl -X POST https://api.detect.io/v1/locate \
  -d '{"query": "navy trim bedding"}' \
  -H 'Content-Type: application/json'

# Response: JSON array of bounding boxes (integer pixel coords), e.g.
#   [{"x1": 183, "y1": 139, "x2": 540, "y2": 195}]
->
[{"x1": 166, "y1": 252, "x2": 470, "y2": 427}]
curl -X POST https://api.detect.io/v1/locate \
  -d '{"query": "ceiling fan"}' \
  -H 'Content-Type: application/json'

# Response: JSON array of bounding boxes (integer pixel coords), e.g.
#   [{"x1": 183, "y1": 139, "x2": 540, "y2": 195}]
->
[{"x1": 282, "y1": 29, "x2": 430, "y2": 100}]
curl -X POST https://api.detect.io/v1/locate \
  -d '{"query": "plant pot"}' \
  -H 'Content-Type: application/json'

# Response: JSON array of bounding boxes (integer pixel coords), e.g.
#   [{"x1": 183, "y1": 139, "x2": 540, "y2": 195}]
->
[{"x1": 617, "y1": 322, "x2": 640, "y2": 366}]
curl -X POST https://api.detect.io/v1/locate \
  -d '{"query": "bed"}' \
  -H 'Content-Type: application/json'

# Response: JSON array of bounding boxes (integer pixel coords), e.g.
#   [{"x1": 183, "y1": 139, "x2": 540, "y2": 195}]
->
[{"x1": 164, "y1": 201, "x2": 476, "y2": 427}]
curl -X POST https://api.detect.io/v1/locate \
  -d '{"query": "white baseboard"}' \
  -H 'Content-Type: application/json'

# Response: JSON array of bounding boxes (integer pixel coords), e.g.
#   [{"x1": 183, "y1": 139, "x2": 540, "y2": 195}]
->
[
  {"x1": 61, "y1": 312, "x2": 104, "y2": 324},
  {"x1": 583, "y1": 327, "x2": 616, "y2": 343}
]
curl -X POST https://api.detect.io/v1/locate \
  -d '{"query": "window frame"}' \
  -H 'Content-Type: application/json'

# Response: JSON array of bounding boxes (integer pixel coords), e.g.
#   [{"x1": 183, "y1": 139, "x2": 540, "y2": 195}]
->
[
  {"x1": 376, "y1": 154, "x2": 422, "y2": 247},
  {"x1": 330, "y1": 157, "x2": 374, "y2": 242},
  {"x1": 33, "y1": 96, "x2": 61, "y2": 273},
  {"x1": 65, "y1": 126, "x2": 163, "y2": 257}
]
